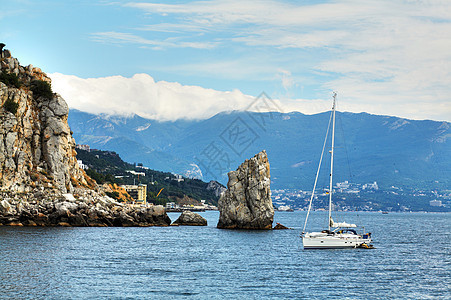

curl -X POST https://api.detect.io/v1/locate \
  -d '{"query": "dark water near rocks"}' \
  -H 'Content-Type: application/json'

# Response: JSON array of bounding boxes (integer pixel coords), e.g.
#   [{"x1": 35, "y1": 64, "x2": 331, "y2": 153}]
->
[{"x1": 1, "y1": 211, "x2": 449, "y2": 299}]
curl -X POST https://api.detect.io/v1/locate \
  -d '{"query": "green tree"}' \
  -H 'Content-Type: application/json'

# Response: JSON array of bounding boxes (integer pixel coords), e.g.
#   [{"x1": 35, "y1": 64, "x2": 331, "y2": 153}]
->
[
  {"x1": 0, "y1": 71, "x2": 21, "y2": 88},
  {"x1": 31, "y1": 80, "x2": 53, "y2": 99},
  {"x1": 2, "y1": 97, "x2": 19, "y2": 114},
  {"x1": 85, "y1": 168, "x2": 105, "y2": 184}
]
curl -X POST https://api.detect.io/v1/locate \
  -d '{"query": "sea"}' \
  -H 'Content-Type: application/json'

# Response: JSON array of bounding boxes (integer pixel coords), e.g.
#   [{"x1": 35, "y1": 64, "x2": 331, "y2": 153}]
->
[{"x1": 1, "y1": 211, "x2": 449, "y2": 299}]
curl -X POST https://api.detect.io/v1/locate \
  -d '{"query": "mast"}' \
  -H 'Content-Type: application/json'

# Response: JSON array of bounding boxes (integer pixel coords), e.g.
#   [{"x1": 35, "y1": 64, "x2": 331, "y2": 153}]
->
[
  {"x1": 302, "y1": 93, "x2": 334, "y2": 234},
  {"x1": 328, "y1": 92, "x2": 337, "y2": 231},
  {"x1": 302, "y1": 112, "x2": 332, "y2": 234}
]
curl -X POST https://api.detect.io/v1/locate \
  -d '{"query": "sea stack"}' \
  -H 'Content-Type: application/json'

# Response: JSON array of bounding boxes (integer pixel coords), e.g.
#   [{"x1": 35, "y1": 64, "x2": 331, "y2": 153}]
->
[{"x1": 217, "y1": 150, "x2": 273, "y2": 229}]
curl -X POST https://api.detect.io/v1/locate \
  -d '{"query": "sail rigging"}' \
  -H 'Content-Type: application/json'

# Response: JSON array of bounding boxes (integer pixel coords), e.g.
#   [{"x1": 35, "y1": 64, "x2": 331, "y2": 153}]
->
[
  {"x1": 301, "y1": 92, "x2": 372, "y2": 249},
  {"x1": 328, "y1": 92, "x2": 337, "y2": 231},
  {"x1": 302, "y1": 93, "x2": 335, "y2": 233}
]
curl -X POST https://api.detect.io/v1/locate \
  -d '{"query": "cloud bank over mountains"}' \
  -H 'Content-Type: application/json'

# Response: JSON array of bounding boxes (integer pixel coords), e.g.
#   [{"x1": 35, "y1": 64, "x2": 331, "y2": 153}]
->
[
  {"x1": 50, "y1": 0, "x2": 450, "y2": 122},
  {"x1": 51, "y1": 72, "x2": 333, "y2": 121},
  {"x1": 50, "y1": 72, "x2": 450, "y2": 122},
  {"x1": 50, "y1": 73, "x2": 257, "y2": 121}
]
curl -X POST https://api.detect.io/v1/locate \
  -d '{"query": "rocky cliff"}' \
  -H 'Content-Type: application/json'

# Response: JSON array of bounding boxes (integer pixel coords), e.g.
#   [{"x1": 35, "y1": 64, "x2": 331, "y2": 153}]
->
[
  {"x1": 217, "y1": 150, "x2": 273, "y2": 229},
  {"x1": 0, "y1": 48, "x2": 88, "y2": 193},
  {"x1": 0, "y1": 47, "x2": 170, "y2": 227},
  {"x1": 206, "y1": 180, "x2": 226, "y2": 198}
]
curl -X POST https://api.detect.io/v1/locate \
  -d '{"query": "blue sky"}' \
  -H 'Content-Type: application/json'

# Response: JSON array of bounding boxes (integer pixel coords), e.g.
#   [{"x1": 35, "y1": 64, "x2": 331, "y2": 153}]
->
[{"x1": 1, "y1": 0, "x2": 450, "y2": 121}]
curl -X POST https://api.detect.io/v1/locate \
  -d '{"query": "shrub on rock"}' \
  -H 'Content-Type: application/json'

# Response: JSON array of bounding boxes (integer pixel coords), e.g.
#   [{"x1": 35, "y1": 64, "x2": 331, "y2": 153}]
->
[{"x1": 31, "y1": 80, "x2": 53, "y2": 99}]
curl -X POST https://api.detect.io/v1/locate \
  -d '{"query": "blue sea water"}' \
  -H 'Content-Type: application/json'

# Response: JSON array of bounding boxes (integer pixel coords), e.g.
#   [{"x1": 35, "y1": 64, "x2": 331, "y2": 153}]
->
[{"x1": 0, "y1": 211, "x2": 449, "y2": 299}]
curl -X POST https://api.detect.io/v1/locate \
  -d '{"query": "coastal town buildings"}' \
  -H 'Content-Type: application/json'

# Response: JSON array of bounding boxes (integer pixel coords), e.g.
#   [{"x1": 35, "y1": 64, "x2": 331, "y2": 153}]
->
[
  {"x1": 76, "y1": 144, "x2": 91, "y2": 152},
  {"x1": 121, "y1": 184, "x2": 147, "y2": 205},
  {"x1": 271, "y1": 181, "x2": 450, "y2": 212},
  {"x1": 429, "y1": 200, "x2": 443, "y2": 207},
  {"x1": 77, "y1": 160, "x2": 88, "y2": 170}
]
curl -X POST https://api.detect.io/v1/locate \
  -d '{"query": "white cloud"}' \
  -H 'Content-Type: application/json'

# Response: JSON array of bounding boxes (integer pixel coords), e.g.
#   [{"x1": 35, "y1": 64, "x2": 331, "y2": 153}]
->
[
  {"x1": 50, "y1": 73, "x2": 256, "y2": 121},
  {"x1": 41, "y1": 0, "x2": 448, "y2": 122},
  {"x1": 276, "y1": 69, "x2": 294, "y2": 91},
  {"x1": 50, "y1": 71, "x2": 449, "y2": 122},
  {"x1": 118, "y1": 0, "x2": 451, "y2": 121},
  {"x1": 50, "y1": 72, "x2": 336, "y2": 121},
  {"x1": 91, "y1": 31, "x2": 217, "y2": 49}
]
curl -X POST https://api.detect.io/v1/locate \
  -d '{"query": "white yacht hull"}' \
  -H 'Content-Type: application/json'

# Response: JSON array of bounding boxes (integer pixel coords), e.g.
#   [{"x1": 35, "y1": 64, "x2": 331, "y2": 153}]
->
[
  {"x1": 302, "y1": 232, "x2": 371, "y2": 249},
  {"x1": 300, "y1": 95, "x2": 374, "y2": 249}
]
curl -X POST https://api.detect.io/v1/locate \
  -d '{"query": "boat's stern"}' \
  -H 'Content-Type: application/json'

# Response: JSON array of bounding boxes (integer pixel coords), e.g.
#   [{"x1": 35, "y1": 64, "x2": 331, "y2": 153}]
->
[{"x1": 362, "y1": 232, "x2": 372, "y2": 244}]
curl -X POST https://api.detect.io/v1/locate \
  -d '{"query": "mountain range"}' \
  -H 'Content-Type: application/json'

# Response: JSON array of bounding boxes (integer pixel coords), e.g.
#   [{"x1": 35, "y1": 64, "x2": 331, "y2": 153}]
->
[{"x1": 68, "y1": 109, "x2": 450, "y2": 190}]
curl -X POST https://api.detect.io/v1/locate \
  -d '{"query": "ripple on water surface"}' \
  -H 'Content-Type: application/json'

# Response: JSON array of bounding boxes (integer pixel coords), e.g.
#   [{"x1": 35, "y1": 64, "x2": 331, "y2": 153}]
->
[{"x1": 0, "y1": 211, "x2": 450, "y2": 299}]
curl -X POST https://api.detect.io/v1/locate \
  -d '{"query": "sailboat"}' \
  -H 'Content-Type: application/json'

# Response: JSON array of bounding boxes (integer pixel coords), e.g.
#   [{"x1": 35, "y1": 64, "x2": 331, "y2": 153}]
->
[{"x1": 301, "y1": 93, "x2": 372, "y2": 249}]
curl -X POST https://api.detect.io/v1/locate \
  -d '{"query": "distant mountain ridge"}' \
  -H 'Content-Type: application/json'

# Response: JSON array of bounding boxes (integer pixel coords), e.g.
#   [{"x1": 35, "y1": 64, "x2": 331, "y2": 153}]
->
[{"x1": 68, "y1": 109, "x2": 450, "y2": 190}]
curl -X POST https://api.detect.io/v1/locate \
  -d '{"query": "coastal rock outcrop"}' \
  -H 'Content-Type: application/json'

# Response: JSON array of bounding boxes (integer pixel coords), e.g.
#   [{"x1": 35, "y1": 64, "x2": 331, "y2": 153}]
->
[
  {"x1": 0, "y1": 188, "x2": 171, "y2": 227},
  {"x1": 0, "y1": 46, "x2": 171, "y2": 227},
  {"x1": 172, "y1": 210, "x2": 207, "y2": 226},
  {"x1": 206, "y1": 180, "x2": 226, "y2": 197},
  {"x1": 217, "y1": 150, "x2": 273, "y2": 229},
  {"x1": 0, "y1": 47, "x2": 88, "y2": 193},
  {"x1": 273, "y1": 223, "x2": 290, "y2": 230}
]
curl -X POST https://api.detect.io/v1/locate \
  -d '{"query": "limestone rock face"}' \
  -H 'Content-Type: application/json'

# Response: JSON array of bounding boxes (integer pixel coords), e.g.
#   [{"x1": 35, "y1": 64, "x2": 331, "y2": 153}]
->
[
  {"x1": 206, "y1": 180, "x2": 226, "y2": 197},
  {"x1": 0, "y1": 48, "x2": 87, "y2": 193},
  {"x1": 173, "y1": 210, "x2": 207, "y2": 226},
  {"x1": 0, "y1": 47, "x2": 172, "y2": 227},
  {"x1": 217, "y1": 150, "x2": 273, "y2": 229}
]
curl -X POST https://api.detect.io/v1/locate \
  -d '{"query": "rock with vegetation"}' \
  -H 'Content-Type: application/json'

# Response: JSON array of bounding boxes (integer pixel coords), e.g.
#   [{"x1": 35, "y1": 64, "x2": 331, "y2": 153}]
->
[
  {"x1": 102, "y1": 183, "x2": 134, "y2": 203},
  {"x1": 0, "y1": 45, "x2": 172, "y2": 227},
  {"x1": 76, "y1": 148, "x2": 221, "y2": 207},
  {"x1": 0, "y1": 46, "x2": 88, "y2": 193},
  {"x1": 217, "y1": 150, "x2": 273, "y2": 229},
  {"x1": 172, "y1": 210, "x2": 207, "y2": 226}
]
